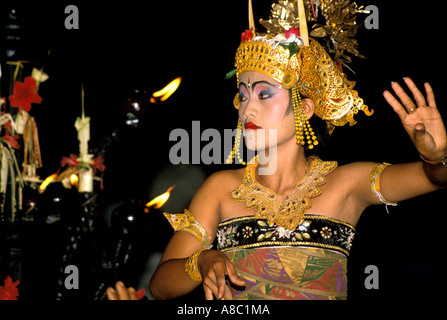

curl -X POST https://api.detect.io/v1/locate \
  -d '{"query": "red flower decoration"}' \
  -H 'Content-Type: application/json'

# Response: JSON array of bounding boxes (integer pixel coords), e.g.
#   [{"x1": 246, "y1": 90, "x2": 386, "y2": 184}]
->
[
  {"x1": 284, "y1": 27, "x2": 300, "y2": 38},
  {"x1": 60, "y1": 154, "x2": 106, "y2": 174},
  {"x1": 2, "y1": 129, "x2": 20, "y2": 149},
  {"x1": 9, "y1": 77, "x2": 42, "y2": 112},
  {"x1": 0, "y1": 276, "x2": 20, "y2": 300},
  {"x1": 241, "y1": 29, "x2": 253, "y2": 42},
  {"x1": 60, "y1": 153, "x2": 80, "y2": 167},
  {"x1": 93, "y1": 155, "x2": 106, "y2": 173}
]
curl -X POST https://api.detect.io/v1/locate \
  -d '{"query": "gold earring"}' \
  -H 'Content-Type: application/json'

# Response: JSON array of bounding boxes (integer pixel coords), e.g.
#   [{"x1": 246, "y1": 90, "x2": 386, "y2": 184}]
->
[
  {"x1": 226, "y1": 119, "x2": 246, "y2": 165},
  {"x1": 292, "y1": 87, "x2": 318, "y2": 150}
]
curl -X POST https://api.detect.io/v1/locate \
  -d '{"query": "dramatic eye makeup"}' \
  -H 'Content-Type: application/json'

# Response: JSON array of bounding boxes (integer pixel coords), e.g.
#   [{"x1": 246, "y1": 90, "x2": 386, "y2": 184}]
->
[
  {"x1": 255, "y1": 85, "x2": 275, "y2": 100},
  {"x1": 239, "y1": 85, "x2": 249, "y2": 102},
  {"x1": 239, "y1": 80, "x2": 279, "y2": 101}
]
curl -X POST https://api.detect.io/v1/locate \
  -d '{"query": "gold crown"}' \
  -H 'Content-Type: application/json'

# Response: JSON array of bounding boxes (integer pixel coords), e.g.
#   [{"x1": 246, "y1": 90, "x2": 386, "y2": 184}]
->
[{"x1": 233, "y1": 0, "x2": 373, "y2": 130}]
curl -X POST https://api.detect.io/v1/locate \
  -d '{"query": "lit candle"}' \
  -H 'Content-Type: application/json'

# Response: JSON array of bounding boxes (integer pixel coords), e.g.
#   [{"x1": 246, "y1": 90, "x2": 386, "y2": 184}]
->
[
  {"x1": 74, "y1": 115, "x2": 90, "y2": 160},
  {"x1": 74, "y1": 83, "x2": 94, "y2": 193},
  {"x1": 74, "y1": 83, "x2": 93, "y2": 164}
]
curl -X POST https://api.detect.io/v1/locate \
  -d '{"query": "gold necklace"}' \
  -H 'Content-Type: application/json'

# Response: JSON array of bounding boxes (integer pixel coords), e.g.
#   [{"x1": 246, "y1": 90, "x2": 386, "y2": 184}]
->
[{"x1": 230, "y1": 155, "x2": 337, "y2": 230}]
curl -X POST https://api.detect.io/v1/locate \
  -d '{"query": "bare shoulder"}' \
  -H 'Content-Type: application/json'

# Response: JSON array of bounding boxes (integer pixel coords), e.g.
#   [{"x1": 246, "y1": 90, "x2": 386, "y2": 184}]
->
[
  {"x1": 206, "y1": 168, "x2": 245, "y2": 188},
  {"x1": 187, "y1": 168, "x2": 244, "y2": 228},
  {"x1": 198, "y1": 168, "x2": 244, "y2": 197},
  {"x1": 329, "y1": 161, "x2": 375, "y2": 184},
  {"x1": 325, "y1": 160, "x2": 377, "y2": 204}
]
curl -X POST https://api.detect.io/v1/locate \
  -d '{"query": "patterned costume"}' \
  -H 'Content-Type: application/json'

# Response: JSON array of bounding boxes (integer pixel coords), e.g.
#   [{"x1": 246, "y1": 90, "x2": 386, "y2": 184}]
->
[{"x1": 217, "y1": 156, "x2": 354, "y2": 300}]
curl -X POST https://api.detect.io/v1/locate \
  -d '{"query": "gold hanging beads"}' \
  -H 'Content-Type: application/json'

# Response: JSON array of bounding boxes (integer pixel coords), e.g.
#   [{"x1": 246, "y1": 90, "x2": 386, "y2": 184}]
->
[
  {"x1": 226, "y1": 118, "x2": 246, "y2": 165},
  {"x1": 292, "y1": 87, "x2": 318, "y2": 150}
]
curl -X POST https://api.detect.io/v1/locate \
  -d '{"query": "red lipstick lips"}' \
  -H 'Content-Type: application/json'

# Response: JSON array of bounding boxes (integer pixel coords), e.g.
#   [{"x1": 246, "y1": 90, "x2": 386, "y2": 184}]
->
[{"x1": 244, "y1": 122, "x2": 260, "y2": 130}]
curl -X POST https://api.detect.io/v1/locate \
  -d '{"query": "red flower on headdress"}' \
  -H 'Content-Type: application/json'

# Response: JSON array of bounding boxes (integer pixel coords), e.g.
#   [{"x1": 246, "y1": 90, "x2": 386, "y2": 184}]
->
[
  {"x1": 9, "y1": 77, "x2": 42, "y2": 112},
  {"x1": 241, "y1": 29, "x2": 253, "y2": 42},
  {"x1": 0, "y1": 276, "x2": 20, "y2": 300},
  {"x1": 284, "y1": 27, "x2": 300, "y2": 38}
]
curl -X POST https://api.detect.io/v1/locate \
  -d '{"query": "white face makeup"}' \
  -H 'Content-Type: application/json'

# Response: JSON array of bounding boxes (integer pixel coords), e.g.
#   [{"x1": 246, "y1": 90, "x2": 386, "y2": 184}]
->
[{"x1": 238, "y1": 71, "x2": 295, "y2": 152}]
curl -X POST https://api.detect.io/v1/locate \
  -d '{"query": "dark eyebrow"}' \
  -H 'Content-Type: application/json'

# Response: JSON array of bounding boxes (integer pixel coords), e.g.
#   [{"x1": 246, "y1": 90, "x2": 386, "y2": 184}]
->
[
  {"x1": 239, "y1": 82, "x2": 248, "y2": 90},
  {"x1": 239, "y1": 80, "x2": 278, "y2": 91}
]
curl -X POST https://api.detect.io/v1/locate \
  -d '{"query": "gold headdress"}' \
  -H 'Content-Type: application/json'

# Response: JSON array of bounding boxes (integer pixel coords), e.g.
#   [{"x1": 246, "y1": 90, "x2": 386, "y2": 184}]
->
[{"x1": 232, "y1": 0, "x2": 373, "y2": 134}]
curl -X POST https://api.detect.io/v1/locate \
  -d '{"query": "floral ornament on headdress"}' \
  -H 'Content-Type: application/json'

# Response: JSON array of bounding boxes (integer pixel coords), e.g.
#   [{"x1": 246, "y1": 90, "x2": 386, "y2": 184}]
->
[
  {"x1": 241, "y1": 29, "x2": 253, "y2": 42},
  {"x1": 271, "y1": 27, "x2": 303, "y2": 56}
]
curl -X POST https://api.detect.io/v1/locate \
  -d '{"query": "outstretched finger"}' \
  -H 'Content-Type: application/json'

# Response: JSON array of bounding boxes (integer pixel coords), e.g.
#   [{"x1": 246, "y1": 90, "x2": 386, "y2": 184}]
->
[
  {"x1": 383, "y1": 90, "x2": 407, "y2": 122},
  {"x1": 390, "y1": 81, "x2": 417, "y2": 113},
  {"x1": 403, "y1": 77, "x2": 427, "y2": 108},
  {"x1": 424, "y1": 82, "x2": 437, "y2": 108}
]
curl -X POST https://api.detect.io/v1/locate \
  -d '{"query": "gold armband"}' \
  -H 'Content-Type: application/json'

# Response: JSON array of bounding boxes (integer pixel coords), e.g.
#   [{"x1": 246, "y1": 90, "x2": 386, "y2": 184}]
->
[
  {"x1": 370, "y1": 163, "x2": 398, "y2": 209},
  {"x1": 185, "y1": 247, "x2": 210, "y2": 282},
  {"x1": 163, "y1": 209, "x2": 211, "y2": 248}
]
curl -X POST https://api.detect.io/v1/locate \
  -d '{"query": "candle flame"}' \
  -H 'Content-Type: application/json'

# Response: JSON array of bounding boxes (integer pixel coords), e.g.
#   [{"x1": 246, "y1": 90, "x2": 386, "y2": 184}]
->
[
  {"x1": 39, "y1": 173, "x2": 58, "y2": 192},
  {"x1": 39, "y1": 172, "x2": 81, "y2": 192},
  {"x1": 70, "y1": 174, "x2": 79, "y2": 186},
  {"x1": 145, "y1": 185, "x2": 175, "y2": 211},
  {"x1": 151, "y1": 77, "x2": 182, "y2": 102}
]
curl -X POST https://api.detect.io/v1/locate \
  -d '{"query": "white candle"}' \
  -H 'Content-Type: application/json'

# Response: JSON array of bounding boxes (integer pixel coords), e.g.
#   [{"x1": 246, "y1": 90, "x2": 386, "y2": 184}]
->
[
  {"x1": 78, "y1": 167, "x2": 93, "y2": 193},
  {"x1": 74, "y1": 83, "x2": 93, "y2": 164},
  {"x1": 74, "y1": 115, "x2": 90, "y2": 158}
]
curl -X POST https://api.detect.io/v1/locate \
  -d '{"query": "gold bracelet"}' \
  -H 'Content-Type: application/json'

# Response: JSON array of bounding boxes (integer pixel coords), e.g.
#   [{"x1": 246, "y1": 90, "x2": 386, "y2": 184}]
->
[
  {"x1": 420, "y1": 153, "x2": 447, "y2": 166},
  {"x1": 370, "y1": 163, "x2": 398, "y2": 207},
  {"x1": 185, "y1": 248, "x2": 210, "y2": 282}
]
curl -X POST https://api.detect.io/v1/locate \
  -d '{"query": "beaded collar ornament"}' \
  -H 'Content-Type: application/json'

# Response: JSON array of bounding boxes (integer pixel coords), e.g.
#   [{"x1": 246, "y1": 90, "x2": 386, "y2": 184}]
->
[
  {"x1": 230, "y1": 0, "x2": 374, "y2": 132},
  {"x1": 231, "y1": 155, "x2": 337, "y2": 230}
]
